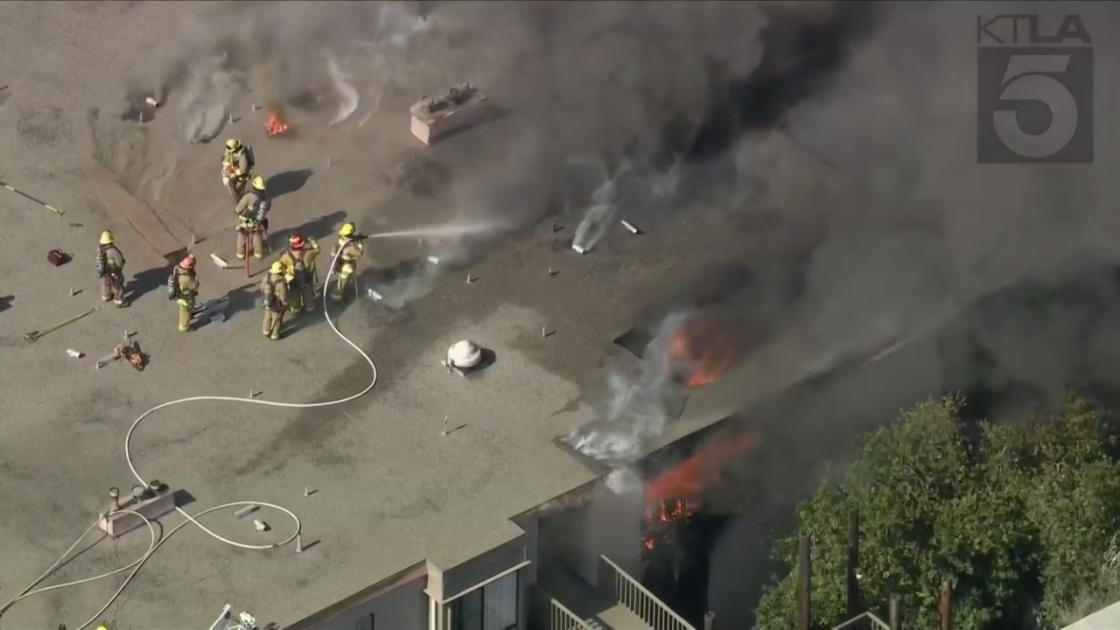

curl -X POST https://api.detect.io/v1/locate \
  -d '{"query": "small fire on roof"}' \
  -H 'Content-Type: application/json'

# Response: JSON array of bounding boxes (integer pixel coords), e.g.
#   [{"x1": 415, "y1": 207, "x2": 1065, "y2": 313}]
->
[{"x1": 265, "y1": 105, "x2": 290, "y2": 137}]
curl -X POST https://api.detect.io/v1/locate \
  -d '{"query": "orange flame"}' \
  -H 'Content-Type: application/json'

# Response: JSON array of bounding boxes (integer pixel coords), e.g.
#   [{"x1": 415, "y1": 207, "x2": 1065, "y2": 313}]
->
[
  {"x1": 265, "y1": 106, "x2": 290, "y2": 137},
  {"x1": 641, "y1": 431, "x2": 757, "y2": 552},
  {"x1": 643, "y1": 496, "x2": 702, "y2": 551},
  {"x1": 665, "y1": 317, "x2": 739, "y2": 388},
  {"x1": 645, "y1": 432, "x2": 757, "y2": 504}
]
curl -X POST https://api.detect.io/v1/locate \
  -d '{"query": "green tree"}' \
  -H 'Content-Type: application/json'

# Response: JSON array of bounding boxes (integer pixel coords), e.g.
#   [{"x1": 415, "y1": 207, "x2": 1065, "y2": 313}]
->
[{"x1": 754, "y1": 392, "x2": 1120, "y2": 630}]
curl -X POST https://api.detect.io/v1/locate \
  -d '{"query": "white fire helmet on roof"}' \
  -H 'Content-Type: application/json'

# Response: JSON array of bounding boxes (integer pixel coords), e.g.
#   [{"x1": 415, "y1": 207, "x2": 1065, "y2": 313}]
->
[{"x1": 447, "y1": 340, "x2": 482, "y2": 369}]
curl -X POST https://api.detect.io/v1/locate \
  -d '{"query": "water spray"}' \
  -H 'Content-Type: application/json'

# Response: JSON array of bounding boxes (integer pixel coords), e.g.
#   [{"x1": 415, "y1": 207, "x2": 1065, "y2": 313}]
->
[{"x1": 368, "y1": 220, "x2": 508, "y2": 241}]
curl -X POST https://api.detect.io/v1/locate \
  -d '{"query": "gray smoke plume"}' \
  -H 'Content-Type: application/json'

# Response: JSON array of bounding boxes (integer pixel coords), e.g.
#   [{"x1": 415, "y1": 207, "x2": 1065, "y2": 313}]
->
[
  {"x1": 180, "y1": 52, "x2": 241, "y2": 143},
  {"x1": 112, "y1": 0, "x2": 1120, "y2": 459},
  {"x1": 566, "y1": 312, "x2": 694, "y2": 463},
  {"x1": 560, "y1": 1, "x2": 1120, "y2": 471},
  {"x1": 119, "y1": 1, "x2": 436, "y2": 115},
  {"x1": 325, "y1": 53, "x2": 359, "y2": 127}
]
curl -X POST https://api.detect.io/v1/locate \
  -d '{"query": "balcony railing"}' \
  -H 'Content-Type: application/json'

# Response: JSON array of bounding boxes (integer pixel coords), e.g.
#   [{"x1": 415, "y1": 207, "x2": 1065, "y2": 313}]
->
[
  {"x1": 831, "y1": 611, "x2": 891, "y2": 630},
  {"x1": 549, "y1": 598, "x2": 595, "y2": 630},
  {"x1": 600, "y1": 555, "x2": 696, "y2": 630}
]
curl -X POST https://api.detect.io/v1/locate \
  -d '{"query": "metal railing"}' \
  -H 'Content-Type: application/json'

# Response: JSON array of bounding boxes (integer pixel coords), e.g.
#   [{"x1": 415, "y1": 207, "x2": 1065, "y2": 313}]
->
[
  {"x1": 600, "y1": 555, "x2": 696, "y2": 630},
  {"x1": 549, "y1": 598, "x2": 595, "y2": 630},
  {"x1": 831, "y1": 611, "x2": 891, "y2": 630}
]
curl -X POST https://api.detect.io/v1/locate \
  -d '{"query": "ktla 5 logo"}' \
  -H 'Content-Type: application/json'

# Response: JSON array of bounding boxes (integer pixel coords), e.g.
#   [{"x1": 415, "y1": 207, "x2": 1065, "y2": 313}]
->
[{"x1": 976, "y1": 14, "x2": 1093, "y2": 164}]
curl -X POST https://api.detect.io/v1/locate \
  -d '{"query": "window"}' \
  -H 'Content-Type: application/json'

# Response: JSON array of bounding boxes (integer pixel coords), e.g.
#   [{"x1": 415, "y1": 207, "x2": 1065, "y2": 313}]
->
[
  {"x1": 355, "y1": 613, "x2": 375, "y2": 630},
  {"x1": 450, "y1": 571, "x2": 519, "y2": 630},
  {"x1": 451, "y1": 589, "x2": 482, "y2": 630}
]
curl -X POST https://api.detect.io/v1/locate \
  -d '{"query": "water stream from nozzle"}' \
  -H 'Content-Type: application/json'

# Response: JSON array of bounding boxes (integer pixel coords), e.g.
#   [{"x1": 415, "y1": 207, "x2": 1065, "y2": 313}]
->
[{"x1": 367, "y1": 220, "x2": 508, "y2": 240}]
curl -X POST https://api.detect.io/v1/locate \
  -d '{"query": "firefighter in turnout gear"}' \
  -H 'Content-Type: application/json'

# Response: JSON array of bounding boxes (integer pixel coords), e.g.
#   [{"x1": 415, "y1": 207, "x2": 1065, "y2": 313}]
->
[
  {"x1": 168, "y1": 255, "x2": 200, "y2": 332},
  {"x1": 261, "y1": 261, "x2": 289, "y2": 340},
  {"x1": 96, "y1": 230, "x2": 127, "y2": 307},
  {"x1": 234, "y1": 176, "x2": 271, "y2": 260},
  {"x1": 221, "y1": 138, "x2": 255, "y2": 201},
  {"x1": 279, "y1": 234, "x2": 320, "y2": 313},
  {"x1": 329, "y1": 222, "x2": 365, "y2": 301}
]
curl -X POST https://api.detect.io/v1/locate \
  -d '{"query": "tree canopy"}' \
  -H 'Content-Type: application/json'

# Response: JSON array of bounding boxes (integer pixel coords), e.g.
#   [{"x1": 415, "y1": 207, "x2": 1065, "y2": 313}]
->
[{"x1": 755, "y1": 392, "x2": 1120, "y2": 630}]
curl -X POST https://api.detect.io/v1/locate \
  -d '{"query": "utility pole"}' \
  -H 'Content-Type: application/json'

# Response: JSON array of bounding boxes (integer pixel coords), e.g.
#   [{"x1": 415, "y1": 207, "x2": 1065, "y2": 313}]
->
[
  {"x1": 796, "y1": 534, "x2": 812, "y2": 630},
  {"x1": 846, "y1": 510, "x2": 861, "y2": 616},
  {"x1": 939, "y1": 580, "x2": 952, "y2": 630},
  {"x1": 888, "y1": 594, "x2": 901, "y2": 630}
]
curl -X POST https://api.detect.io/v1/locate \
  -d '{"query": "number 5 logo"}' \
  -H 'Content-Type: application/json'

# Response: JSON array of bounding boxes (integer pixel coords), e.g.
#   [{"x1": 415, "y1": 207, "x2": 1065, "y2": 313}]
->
[{"x1": 992, "y1": 55, "x2": 1079, "y2": 159}]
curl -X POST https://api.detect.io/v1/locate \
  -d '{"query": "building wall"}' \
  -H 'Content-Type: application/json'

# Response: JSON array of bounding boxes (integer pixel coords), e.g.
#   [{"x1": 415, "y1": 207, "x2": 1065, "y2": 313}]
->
[
  {"x1": 519, "y1": 516, "x2": 538, "y2": 630},
  {"x1": 304, "y1": 575, "x2": 429, "y2": 630},
  {"x1": 439, "y1": 537, "x2": 528, "y2": 602},
  {"x1": 535, "y1": 481, "x2": 645, "y2": 588}
]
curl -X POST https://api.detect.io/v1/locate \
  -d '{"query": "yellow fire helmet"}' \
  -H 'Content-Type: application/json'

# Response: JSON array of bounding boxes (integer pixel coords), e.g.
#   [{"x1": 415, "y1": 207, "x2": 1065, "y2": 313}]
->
[
  {"x1": 270, "y1": 261, "x2": 284, "y2": 275},
  {"x1": 225, "y1": 138, "x2": 241, "y2": 151},
  {"x1": 339, "y1": 222, "x2": 356, "y2": 237},
  {"x1": 252, "y1": 175, "x2": 266, "y2": 191},
  {"x1": 99, "y1": 230, "x2": 114, "y2": 245}
]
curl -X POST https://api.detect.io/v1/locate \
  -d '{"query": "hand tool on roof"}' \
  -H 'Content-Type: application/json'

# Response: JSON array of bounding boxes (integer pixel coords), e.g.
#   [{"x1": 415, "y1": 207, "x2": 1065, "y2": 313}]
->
[
  {"x1": 24, "y1": 307, "x2": 98, "y2": 342},
  {"x1": 1, "y1": 179, "x2": 64, "y2": 215}
]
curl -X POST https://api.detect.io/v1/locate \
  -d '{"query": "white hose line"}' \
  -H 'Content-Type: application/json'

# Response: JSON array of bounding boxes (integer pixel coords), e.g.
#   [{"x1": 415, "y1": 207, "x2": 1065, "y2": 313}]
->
[{"x1": 0, "y1": 247, "x2": 377, "y2": 628}]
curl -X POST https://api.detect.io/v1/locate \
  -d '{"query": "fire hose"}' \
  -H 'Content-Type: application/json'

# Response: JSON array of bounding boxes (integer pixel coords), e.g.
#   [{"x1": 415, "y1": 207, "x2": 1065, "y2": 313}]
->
[{"x1": 0, "y1": 246, "x2": 378, "y2": 629}]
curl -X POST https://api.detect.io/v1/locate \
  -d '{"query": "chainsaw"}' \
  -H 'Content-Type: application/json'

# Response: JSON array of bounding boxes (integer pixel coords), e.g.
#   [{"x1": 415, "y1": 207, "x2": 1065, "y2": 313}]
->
[{"x1": 114, "y1": 342, "x2": 146, "y2": 371}]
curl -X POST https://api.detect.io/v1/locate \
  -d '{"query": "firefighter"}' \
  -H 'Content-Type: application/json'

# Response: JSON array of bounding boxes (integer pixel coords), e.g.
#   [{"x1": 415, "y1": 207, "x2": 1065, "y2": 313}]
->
[
  {"x1": 278, "y1": 234, "x2": 320, "y2": 313},
  {"x1": 167, "y1": 255, "x2": 200, "y2": 333},
  {"x1": 234, "y1": 176, "x2": 271, "y2": 260},
  {"x1": 96, "y1": 230, "x2": 127, "y2": 307},
  {"x1": 261, "y1": 261, "x2": 289, "y2": 340},
  {"x1": 328, "y1": 222, "x2": 365, "y2": 301},
  {"x1": 221, "y1": 138, "x2": 255, "y2": 201}
]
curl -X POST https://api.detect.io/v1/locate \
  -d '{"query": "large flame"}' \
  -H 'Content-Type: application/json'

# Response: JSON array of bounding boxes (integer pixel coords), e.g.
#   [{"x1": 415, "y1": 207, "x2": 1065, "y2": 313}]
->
[
  {"x1": 642, "y1": 431, "x2": 757, "y2": 552},
  {"x1": 265, "y1": 105, "x2": 290, "y2": 137},
  {"x1": 665, "y1": 316, "x2": 739, "y2": 388}
]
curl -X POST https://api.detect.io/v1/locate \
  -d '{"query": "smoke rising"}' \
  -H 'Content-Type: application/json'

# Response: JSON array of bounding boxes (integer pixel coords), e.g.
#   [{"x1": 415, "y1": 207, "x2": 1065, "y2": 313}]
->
[
  {"x1": 558, "y1": 2, "x2": 1120, "y2": 471},
  {"x1": 109, "y1": 0, "x2": 1120, "y2": 457},
  {"x1": 179, "y1": 52, "x2": 240, "y2": 143},
  {"x1": 116, "y1": 0, "x2": 873, "y2": 459},
  {"x1": 567, "y1": 312, "x2": 695, "y2": 463},
  {"x1": 325, "y1": 54, "x2": 359, "y2": 127}
]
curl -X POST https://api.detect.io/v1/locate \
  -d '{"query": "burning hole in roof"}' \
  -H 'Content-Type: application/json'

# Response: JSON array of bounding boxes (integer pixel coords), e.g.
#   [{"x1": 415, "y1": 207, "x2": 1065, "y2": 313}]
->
[{"x1": 664, "y1": 315, "x2": 742, "y2": 389}]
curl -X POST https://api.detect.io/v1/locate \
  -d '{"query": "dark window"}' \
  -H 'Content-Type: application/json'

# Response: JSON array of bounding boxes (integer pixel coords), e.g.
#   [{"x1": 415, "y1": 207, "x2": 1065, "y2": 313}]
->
[
  {"x1": 451, "y1": 571, "x2": 520, "y2": 630},
  {"x1": 451, "y1": 588, "x2": 483, "y2": 630}
]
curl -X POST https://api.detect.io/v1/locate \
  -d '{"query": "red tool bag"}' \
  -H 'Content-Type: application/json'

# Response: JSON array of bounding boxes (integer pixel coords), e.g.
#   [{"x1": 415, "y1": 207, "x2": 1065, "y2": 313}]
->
[{"x1": 47, "y1": 249, "x2": 70, "y2": 266}]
